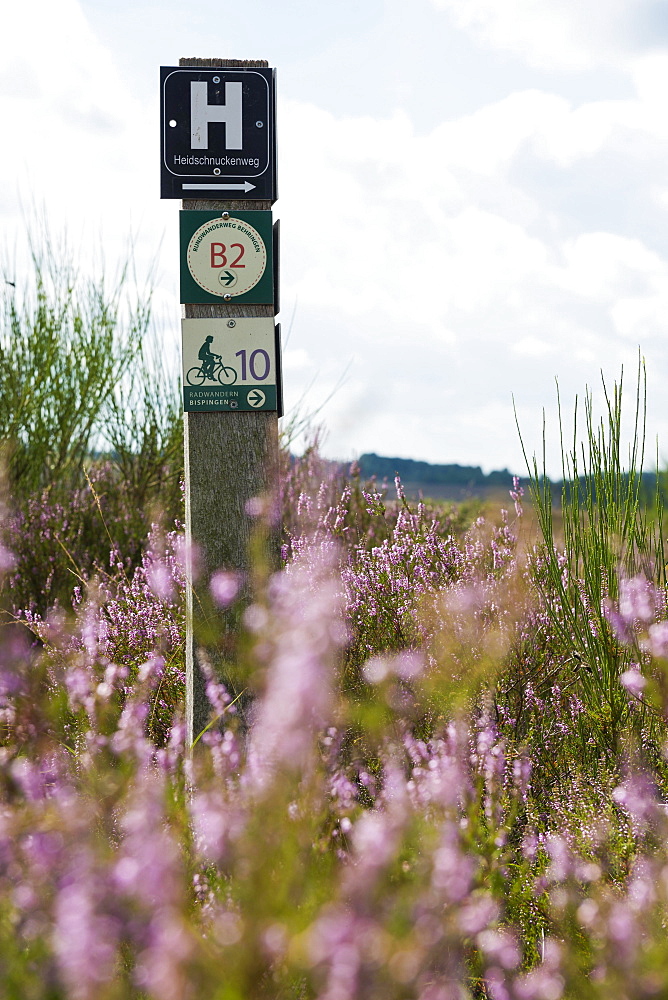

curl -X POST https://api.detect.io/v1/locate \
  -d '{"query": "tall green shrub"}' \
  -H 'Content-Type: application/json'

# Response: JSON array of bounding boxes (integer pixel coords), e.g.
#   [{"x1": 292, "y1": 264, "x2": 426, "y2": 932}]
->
[
  {"x1": 1, "y1": 226, "x2": 183, "y2": 609},
  {"x1": 0, "y1": 232, "x2": 142, "y2": 493}
]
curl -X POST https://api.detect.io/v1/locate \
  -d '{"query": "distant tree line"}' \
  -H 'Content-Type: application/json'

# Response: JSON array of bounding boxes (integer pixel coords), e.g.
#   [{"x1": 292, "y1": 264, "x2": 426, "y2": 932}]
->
[
  {"x1": 356, "y1": 452, "x2": 668, "y2": 503},
  {"x1": 357, "y1": 453, "x2": 519, "y2": 488}
]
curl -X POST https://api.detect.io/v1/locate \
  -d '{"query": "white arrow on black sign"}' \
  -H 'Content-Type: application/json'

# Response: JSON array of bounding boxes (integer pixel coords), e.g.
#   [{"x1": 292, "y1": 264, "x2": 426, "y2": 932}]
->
[{"x1": 182, "y1": 181, "x2": 256, "y2": 192}]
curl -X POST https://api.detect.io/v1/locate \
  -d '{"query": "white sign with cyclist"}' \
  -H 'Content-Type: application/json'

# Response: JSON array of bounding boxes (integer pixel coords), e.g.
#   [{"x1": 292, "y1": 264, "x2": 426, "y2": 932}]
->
[{"x1": 181, "y1": 317, "x2": 278, "y2": 412}]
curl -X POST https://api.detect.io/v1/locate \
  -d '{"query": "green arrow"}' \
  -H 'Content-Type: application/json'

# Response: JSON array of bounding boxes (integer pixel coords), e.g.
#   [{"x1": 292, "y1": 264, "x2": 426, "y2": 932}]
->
[
  {"x1": 248, "y1": 389, "x2": 265, "y2": 407},
  {"x1": 219, "y1": 270, "x2": 235, "y2": 286}
]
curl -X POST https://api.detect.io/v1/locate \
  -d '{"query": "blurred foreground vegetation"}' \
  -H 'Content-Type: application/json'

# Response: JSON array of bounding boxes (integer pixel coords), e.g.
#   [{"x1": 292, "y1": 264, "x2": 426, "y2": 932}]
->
[{"x1": 3, "y1": 231, "x2": 668, "y2": 998}]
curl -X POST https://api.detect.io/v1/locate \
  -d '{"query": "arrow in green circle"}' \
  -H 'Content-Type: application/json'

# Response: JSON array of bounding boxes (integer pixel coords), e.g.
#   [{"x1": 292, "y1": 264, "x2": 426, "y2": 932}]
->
[
  {"x1": 219, "y1": 270, "x2": 235, "y2": 286},
  {"x1": 248, "y1": 389, "x2": 265, "y2": 407}
]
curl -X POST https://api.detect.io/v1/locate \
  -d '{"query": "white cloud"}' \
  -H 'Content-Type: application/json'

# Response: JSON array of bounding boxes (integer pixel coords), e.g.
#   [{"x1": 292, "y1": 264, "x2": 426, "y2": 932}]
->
[
  {"x1": 3, "y1": 0, "x2": 668, "y2": 476},
  {"x1": 556, "y1": 233, "x2": 665, "y2": 298},
  {"x1": 0, "y1": 0, "x2": 158, "y2": 280},
  {"x1": 512, "y1": 336, "x2": 556, "y2": 357},
  {"x1": 430, "y1": 0, "x2": 668, "y2": 71},
  {"x1": 277, "y1": 83, "x2": 668, "y2": 470},
  {"x1": 282, "y1": 348, "x2": 312, "y2": 371}
]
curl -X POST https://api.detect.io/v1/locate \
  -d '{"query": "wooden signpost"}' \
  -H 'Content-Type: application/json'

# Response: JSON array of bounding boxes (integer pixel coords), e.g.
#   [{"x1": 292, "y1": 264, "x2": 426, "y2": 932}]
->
[{"x1": 161, "y1": 57, "x2": 280, "y2": 745}]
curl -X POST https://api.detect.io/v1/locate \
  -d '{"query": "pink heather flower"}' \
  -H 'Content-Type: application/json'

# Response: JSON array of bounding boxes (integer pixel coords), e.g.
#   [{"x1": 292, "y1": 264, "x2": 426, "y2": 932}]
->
[
  {"x1": 190, "y1": 789, "x2": 243, "y2": 863},
  {"x1": 514, "y1": 940, "x2": 565, "y2": 1000},
  {"x1": 81, "y1": 601, "x2": 109, "y2": 660},
  {"x1": 111, "y1": 699, "x2": 151, "y2": 760},
  {"x1": 602, "y1": 598, "x2": 632, "y2": 644},
  {"x1": 394, "y1": 650, "x2": 424, "y2": 679},
  {"x1": 172, "y1": 532, "x2": 200, "y2": 581},
  {"x1": 216, "y1": 910, "x2": 244, "y2": 947},
  {"x1": 198, "y1": 657, "x2": 233, "y2": 718},
  {"x1": 544, "y1": 835, "x2": 572, "y2": 882},
  {"x1": 620, "y1": 666, "x2": 647, "y2": 697},
  {"x1": 10, "y1": 757, "x2": 50, "y2": 801},
  {"x1": 306, "y1": 905, "x2": 364, "y2": 996},
  {"x1": 146, "y1": 559, "x2": 175, "y2": 602},
  {"x1": 627, "y1": 858, "x2": 657, "y2": 911},
  {"x1": 0, "y1": 541, "x2": 16, "y2": 572},
  {"x1": 509, "y1": 476, "x2": 524, "y2": 517},
  {"x1": 512, "y1": 756, "x2": 532, "y2": 800},
  {"x1": 134, "y1": 914, "x2": 193, "y2": 1000},
  {"x1": 351, "y1": 811, "x2": 396, "y2": 870},
  {"x1": 96, "y1": 663, "x2": 129, "y2": 701},
  {"x1": 363, "y1": 652, "x2": 422, "y2": 684},
  {"x1": 577, "y1": 900, "x2": 599, "y2": 928},
  {"x1": 138, "y1": 655, "x2": 165, "y2": 684},
  {"x1": 116, "y1": 773, "x2": 182, "y2": 912},
  {"x1": 522, "y1": 831, "x2": 539, "y2": 862},
  {"x1": 612, "y1": 771, "x2": 658, "y2": 833},
  {"x1": 53, "y1": 860, "x2": 120, "y2": 1000},
  {"x1": 619, "y1": 576, "x2": 655, "y2": 624},
  {"x1": 296, "y1": 491, "x2": 312, "y2": 517},
  {"x1": 362, "y1": 656, "x2": 390, "y2": 684},
  {"x1": 477, "y1": 929, "x2": 520, "y2": 970},
  {"x1": 64, "y1": 665, "x2": 96, "y2": 717},
  {"x1": 243, "y1": 603, "x2": 269, "y2": 632},
  {"x1": 607, "y1": 900, "x2": 636, "y2": 937},
  {"x1": 458, "y1": 896, "x2": 499, "y2": 936},
  {"x1": 432, "y1": 830, "x2": 475, "y2": 902},
  {"x1": 210, "y1": 570, "x2": 240, "y2": 607},
  {"x1": 156, "y1": 718, "x2": 186, "y2": 774},
  {"x1": 515, "y1": 963, "x2": 564, "y2": 1000},
  {"x1": 485, "y1": 967, "x2": 512, "y2": 1000},
  {"x1": 647, "y1": 621, "x2": 668, "y2": 659},
  {"x1": 262, "y1": 922, "x2": 287, "y2": 958},
  {"x1": 245, "y1": 495, "x2": 265, "y2": 517},
  {"x1": 247, "y1": 548, "x2": 344, "y2": 781}
]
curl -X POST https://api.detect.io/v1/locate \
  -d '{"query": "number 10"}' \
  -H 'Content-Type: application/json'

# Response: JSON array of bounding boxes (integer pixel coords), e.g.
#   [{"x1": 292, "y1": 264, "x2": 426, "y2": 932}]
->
[{"x1": 235, "y1": 349, "x2": 270, "y2": 381}]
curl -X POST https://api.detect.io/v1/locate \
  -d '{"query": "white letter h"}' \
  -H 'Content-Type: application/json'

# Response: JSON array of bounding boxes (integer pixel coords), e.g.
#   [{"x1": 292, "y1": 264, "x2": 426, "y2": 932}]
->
[{"x1": 190, "y1": 81, "x2": 243, "y2": 150}]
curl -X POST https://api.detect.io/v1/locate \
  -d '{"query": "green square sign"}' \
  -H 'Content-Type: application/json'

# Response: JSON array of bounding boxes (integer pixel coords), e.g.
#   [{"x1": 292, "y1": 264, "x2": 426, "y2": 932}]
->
[
  {"x1": 179, "y1": 210, "x2": 274, "y2": 305},
  {"x1": 181, "y1": 317, "x2": 280, "y2": 412}
]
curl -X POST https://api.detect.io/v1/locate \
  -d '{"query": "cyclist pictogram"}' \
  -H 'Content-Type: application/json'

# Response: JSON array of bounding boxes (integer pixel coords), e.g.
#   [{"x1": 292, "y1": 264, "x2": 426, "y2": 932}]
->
[{"x1": 186, "y1": 335, "x2": 237, "y2": 385}]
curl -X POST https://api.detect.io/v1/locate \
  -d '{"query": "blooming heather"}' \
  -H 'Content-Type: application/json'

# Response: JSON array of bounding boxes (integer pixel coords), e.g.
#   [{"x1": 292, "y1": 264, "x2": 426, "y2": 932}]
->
[{"x1": 1, "y1": 446, "x2": 668, "y2": 997}]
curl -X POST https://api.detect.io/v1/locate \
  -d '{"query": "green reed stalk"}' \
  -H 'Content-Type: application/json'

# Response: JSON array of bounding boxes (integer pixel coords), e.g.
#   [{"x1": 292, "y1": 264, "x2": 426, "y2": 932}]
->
[{"x1": 518, "y1": 360, "x2": 665, "y2": 757}]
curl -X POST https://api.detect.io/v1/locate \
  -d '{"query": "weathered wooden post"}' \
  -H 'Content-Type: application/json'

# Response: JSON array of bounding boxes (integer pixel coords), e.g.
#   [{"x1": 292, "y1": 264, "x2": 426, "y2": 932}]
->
[{"x1": 160, "y1": 58, "x2": 280, "y2": 745}]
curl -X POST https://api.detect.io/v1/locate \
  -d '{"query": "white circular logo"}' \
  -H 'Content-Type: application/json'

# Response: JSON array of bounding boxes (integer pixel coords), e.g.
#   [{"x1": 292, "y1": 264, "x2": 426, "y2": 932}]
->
[{"x1": 187, "y1": 216, "x2": 267, "y2": 298}]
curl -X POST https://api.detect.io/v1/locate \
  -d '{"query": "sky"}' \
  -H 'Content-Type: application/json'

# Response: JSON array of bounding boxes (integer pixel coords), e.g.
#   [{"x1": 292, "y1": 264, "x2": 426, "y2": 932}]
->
[{"x1": 2, "y1": 0, "x2": 668, "y2": 477}]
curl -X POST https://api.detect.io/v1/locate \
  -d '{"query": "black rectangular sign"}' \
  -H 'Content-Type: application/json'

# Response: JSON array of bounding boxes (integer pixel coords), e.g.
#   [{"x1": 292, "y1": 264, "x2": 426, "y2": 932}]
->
[{"x1": 160, "y1": 66, "x2": 277, "y2": 202}]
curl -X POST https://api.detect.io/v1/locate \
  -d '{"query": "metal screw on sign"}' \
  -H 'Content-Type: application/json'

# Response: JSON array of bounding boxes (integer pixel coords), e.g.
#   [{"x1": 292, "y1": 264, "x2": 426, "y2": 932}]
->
[
  {"x1": 222, "y1": 212, "x2": 230, "y2": 220},
  {"x1": 227, "y1": 320, "x2": 236, "y2": 328},
  {"x1": 223, "y1": 293, "x2": 232, "y2": 302}
]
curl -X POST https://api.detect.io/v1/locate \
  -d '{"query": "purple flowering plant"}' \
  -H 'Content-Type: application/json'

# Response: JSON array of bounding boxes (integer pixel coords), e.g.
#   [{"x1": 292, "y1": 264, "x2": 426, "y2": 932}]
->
[{"x1": 3, "y1": 276, "x2": 668, "y2": 1000}]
